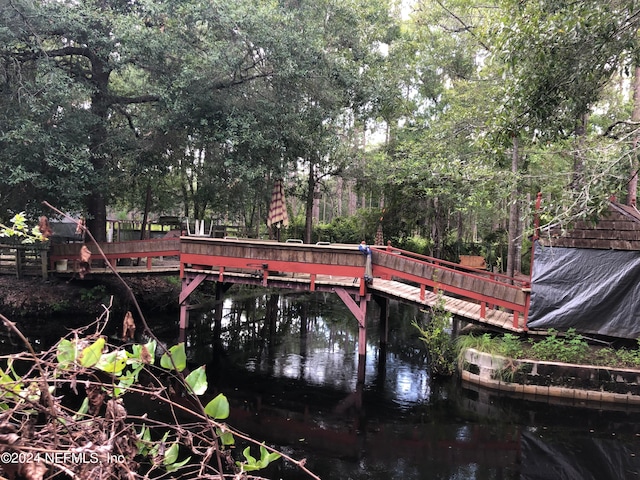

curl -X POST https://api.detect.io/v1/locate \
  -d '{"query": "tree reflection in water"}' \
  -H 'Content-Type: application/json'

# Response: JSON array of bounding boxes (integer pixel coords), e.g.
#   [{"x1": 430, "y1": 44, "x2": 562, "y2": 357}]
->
[
  {"x1": 175, "y1": 289, "x2": 640, "y2": 480},
  {"x1": 9, "y1": 289, "x2": 635, "y2": 480}
]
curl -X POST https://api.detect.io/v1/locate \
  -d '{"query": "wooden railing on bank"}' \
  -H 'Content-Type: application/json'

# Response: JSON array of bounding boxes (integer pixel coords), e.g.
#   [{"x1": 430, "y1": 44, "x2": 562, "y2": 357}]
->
[
  {"x1": 371, "y1": 245, "x2": 531, "y2": 329},
  {"x1": 0, "y1": 243, "x2": 49, "y2": 279},
  {"x1": 180, "y1": 237, "x2": 368, "y2": 294},
  {"x1": 49, "y1": 238, "x2": 181, "y2": 272},
  {"x1": 26, "y1": 237, "x2": 531, "y2": 330}
]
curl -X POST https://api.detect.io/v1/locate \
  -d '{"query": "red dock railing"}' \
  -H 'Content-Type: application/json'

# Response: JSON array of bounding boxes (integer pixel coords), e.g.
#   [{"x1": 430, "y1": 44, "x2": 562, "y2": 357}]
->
[{"x1": 371, "y1": 245, "x2": 530, "y2": 329}]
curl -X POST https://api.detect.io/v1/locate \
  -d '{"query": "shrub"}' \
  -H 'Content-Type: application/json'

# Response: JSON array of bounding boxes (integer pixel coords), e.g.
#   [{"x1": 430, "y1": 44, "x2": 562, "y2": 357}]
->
[
  {"x1": 414, "y1": 296, "x2": 456, "y2": 377},
  {"x1": 529, "y1": 328, "x2": 589, "y2": 364}
]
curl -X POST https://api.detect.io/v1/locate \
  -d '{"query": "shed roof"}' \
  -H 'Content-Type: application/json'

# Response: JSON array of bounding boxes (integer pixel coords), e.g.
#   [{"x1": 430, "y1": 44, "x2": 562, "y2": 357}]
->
[{"x1": 537, "y1": 202, "x2": 640, "y2": 250}]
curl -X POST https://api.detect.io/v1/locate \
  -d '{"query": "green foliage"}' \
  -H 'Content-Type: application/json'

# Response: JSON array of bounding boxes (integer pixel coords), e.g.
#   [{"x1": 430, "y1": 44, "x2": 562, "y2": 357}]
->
[
  {"x1": 79, "y1": 285, "x2": 108, "y2": 303},
  {"x1": 456, "y1": 333, "x2": 499, "y2": 360},
  {"x1": 160, "y1": 342, "x2": 187, "y2": 372},
  {"x1": 313, "y1": 209, "x2": 382, "y2": 244},
  {"x1": 455, "y1": 329, "x2": 640, "y2": 368},
  {"x1": 204, "y1": 393, "x2": 230, "y2": 420},
  {"x1": 315, "y1": 215, "x2": 364, "y2": 244},
  {"x1": 413, "y1": 295, "x2": 456, "y2": 377},
  {"x1": 238, "y1": 444, "x2": 282, "y2": 473},
  {"x1": 401, "y1": 235, "x2": 434, "y2": 256},
  {"x1": 0, "y1": 212, "x2": 46, "y2": 244},
  {"x1": 529, "y1": 328, "x2": 590, "y2": 364},
  {"x1": 0, "y1": 317, "x2": 288, "y2": 478},
  {"x1": 184, "y1": 365, "x2": 208, "y2": 396},
  {"x1": 499, "y1": 333, "x2": 524, "y2": 359}
]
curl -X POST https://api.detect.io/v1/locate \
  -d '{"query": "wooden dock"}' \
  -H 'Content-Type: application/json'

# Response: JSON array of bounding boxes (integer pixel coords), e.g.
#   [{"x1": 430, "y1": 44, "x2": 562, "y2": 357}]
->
[{"x1": 41, "y1": 237, "x2": 531, "y2": 342}]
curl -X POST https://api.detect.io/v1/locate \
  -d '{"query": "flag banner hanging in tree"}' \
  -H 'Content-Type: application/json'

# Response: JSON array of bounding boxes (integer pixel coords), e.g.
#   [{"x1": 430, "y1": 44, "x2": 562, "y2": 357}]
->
[
  {"x1": 267, "y1": 179, "x2": 289, "y2": 228},
  {"x1": 375, "y1": 224, "x2": 384, "y2": 245}
]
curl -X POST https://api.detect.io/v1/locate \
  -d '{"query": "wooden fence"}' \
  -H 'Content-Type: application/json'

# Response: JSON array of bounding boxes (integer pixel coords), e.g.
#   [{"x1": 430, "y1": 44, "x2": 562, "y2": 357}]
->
[{"x1": 0, "y1": 244, "x2": 49, "y2": 279}]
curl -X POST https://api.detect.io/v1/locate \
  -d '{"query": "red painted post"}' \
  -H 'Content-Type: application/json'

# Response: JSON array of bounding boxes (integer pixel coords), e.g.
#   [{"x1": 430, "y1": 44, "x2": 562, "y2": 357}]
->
[
  {"x1": 358, "y1": 312, "x2": 367, "y2": 357},
  {"x1": 180, "y1": 304, "x2": 189, "y2": 329},
  {"x1": 480, "y1": 302, "x2": 486, "y2": 319},
  {"x1": 512, "y1": 311, "x2": 519, "y2": 329}
]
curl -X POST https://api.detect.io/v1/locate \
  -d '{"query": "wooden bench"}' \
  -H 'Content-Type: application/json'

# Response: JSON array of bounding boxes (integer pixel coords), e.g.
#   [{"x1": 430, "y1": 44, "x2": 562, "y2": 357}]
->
[{"x1": 459, "y1": 255, "x2": 486, "y2": 269}]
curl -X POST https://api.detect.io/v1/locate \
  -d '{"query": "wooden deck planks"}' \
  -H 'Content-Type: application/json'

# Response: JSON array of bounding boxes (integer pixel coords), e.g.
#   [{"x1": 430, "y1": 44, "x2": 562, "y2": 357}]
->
[
  {"x1": 369, "y1": 278, "x2": 522, "y2": 333},
  {"x1": 48, "y1": 237, "x2": 527, "y2": 334}
]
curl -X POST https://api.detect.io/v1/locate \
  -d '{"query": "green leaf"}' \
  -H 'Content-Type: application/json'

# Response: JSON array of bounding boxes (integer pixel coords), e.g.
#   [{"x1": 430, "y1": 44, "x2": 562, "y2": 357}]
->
[
  {"x1": 73, "y1": 397, "x2": 90, "y2": 420},
  {"x1": 166, "y1": 456, "x2": 191, "y2": 472},
  {"x1": 80, "y1": 338, "x2": 105, "y2": 368},
  {"x1": 129, "y1": 340, "x2": 156, "y2": 366},
  {"x1": 184, "y1": 365, "x2": 207, "y2": 396},
  {"x1": 204, "y1": 393, "x2": 229, "y2": 420},
  {"x1": 95, "y1": 350, "x2": 128, "y2": 374},
  {"x1": 258, "y1": 444, "x2": 281, "y2": 467},
  {"x1": 242, "y1": 446, "x2": 256, "y2": 465},
  {"x1": 160, "y1": 343, "x2": 186, "y2": 372},
  {"x1": 163, "y1": 443, "x2": 179, "y2": 465},
  {"x1": 0, "y1": 371, "x2": 21, "y2": 398},
  {"x1": 56, "y1": 339, "x2": 78, "y2": 367},
  {"x1": 238, "y1": 444, "x2": 281, "y2": 472},
  {"x1": 216, "y1": 427, "x2": 235, "y2": 446}
]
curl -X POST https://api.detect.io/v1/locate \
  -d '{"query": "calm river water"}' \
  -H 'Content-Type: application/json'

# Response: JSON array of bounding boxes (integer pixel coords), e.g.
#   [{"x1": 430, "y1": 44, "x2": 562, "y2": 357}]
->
[
  {"x1": 9, "y1": 287, "x2": 640, "y2": 479},
  {"x1": 175, "y1": 288, "x2": 640, "y2": 480}
]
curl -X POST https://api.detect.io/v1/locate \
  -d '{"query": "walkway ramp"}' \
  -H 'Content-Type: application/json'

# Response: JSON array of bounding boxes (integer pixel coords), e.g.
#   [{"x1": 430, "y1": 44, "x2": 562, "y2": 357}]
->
[
  {"x1": 46, "y1": 237, "x2": 530, "y2": 334},
  {"x1": 369, "y1": 278, "x2": 524, "y2": 333}
]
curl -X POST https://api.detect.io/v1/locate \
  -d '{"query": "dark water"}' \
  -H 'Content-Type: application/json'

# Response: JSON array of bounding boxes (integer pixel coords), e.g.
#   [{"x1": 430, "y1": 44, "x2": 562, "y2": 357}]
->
[
  {"x1": 7, "y1": 288, "x2": 640, "y2": 479},
  {"x1": 175, "y1": 289, "x2": 640, "y2": 480}
]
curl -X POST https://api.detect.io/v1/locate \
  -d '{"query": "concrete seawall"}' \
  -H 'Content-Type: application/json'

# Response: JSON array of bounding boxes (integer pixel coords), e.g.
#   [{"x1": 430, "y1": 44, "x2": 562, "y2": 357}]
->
[{"x1": 460, "y1": 348, "x2": 640, "y2": 408}]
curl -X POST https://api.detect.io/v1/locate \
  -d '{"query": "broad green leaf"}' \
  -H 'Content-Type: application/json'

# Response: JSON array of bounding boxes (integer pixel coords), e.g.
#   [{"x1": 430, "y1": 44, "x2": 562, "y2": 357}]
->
[
  {"x1": 184, "y1": 365, "x2": 207, "y2": 396},
  {"x1": 56, "y1": 339, "x2": 78, "y2": 367},
  {"x1": 238, "y1": 444, "x2": 281, "y2": 472},
  {"x1": 0, "y1": 371, "x2": 21, "y2": 397},
  {"x1": 95, "y1": 350, "x2": 127, "y2": 374},
  {"x1": 216, "y1": 428, "x2": 235, "y2": 446},
  {"x1": 80, "y1": 338, "x2": 105, "y2": 368},
  {"x1": 163, "y1": 443, "x2": 179, "y2": 465},
  {"x1": 259, "y1": 444, "x2": 281, "y2": 465},
  {"x1": 242, "y1": 446, "x2": 256, "y2": 465},
  {"x1": 129, "y1": 340, "x2": 156, "y2": 366},
  {"x1": 160, "y1": 343, "x2": 186, "y2": 372},
  {"x1": 204, "y1": 393, "x2": 229, "y2": 420},
  {"x1": 136, "y1": 425, "x2": 151, "y2": 455}
]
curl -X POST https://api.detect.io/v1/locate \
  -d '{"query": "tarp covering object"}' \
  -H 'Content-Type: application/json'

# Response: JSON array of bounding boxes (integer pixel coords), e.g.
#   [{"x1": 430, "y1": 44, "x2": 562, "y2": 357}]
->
[{"x1": 528, "y1": 240, "x2": 640, "y2": 338}]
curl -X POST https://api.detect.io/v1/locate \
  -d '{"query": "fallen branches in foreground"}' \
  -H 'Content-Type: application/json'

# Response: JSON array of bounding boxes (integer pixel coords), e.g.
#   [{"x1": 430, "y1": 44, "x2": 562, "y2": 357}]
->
[{"x1": 0, "y1": 307, "x2": 317, "y2": 479}]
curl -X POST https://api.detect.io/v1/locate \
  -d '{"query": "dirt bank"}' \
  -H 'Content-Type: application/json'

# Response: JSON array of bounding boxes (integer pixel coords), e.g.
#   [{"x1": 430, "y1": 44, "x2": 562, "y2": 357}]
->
[{"x1": 0, "y1": 275, "x2": 181, "y2": 320}]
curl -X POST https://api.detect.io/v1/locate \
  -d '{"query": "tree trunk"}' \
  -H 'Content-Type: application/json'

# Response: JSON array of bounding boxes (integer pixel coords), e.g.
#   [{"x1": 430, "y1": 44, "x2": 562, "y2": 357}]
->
[
  {"x1": 304, "y1": 161, "x2": 316, "y2": 243},
  {"x1": 86, "y1": 193, "x2": 107, "y2": 243},
  {"x1": 627, "y1": 65, "x2": 640, "y2": 207},
  {"x1": 85, "y1": 60, "x2": 112, "y2": 243},
  {"x1": 336, "y1": 177, "x2": 343, "y2": 217},
  {"x1": 140, "y1": 183, "x2": 152, "y2": 240},
  {"x1": 506, "y1": 134, "x2": 520, "y2": 280}
]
